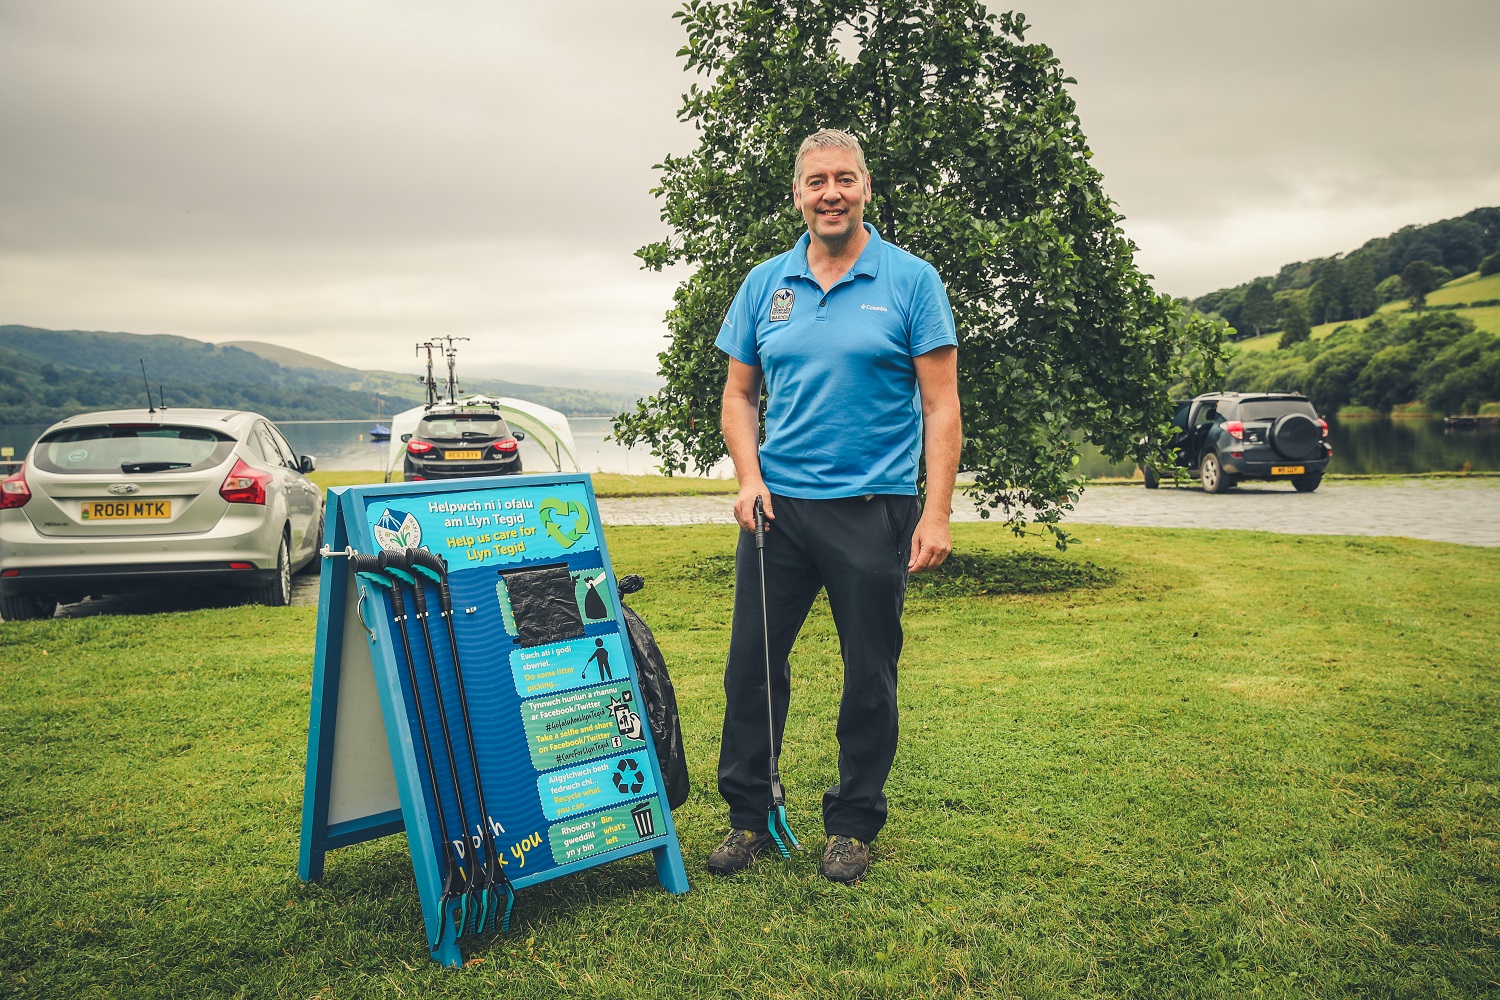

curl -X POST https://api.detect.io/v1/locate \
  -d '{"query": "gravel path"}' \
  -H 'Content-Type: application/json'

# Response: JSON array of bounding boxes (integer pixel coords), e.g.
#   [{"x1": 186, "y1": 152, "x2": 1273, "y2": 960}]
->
[{"x1": 597, "y1": 478, "x2": 1500, "y2": 547}]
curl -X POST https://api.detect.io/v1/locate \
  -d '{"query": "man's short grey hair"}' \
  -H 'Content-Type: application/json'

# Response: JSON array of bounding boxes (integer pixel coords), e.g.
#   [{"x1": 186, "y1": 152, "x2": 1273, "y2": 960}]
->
[{"x1": 793, "y1": 129, "x2": 869, "y2": 186}]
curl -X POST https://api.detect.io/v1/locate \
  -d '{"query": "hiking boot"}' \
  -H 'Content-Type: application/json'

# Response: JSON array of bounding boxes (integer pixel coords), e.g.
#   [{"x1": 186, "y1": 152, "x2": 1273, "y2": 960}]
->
[
  {"x1": 706, "y1": 829, "x2": 775, "y2": 876},
  {"x1": 820, "y1": 835, "x2": 870, "y2": 884}
]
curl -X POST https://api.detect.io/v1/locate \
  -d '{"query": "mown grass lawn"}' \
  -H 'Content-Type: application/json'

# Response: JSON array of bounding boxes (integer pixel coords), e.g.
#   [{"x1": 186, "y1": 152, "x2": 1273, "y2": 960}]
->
[{"x1": 1, "y1": 524, "x2": 1496, "y2": 998}]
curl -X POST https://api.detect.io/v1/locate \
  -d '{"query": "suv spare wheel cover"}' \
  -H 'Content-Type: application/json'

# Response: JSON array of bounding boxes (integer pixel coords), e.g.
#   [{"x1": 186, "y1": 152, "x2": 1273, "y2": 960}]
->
[{"x1": 1269, "y1": 413, "x2": 1320, "y2": 460}]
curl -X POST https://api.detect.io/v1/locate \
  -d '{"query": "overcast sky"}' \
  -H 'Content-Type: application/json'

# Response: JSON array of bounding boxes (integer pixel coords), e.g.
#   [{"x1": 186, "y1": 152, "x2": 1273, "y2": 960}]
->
[{"x1": 2, "y1": 0, "x2": 1497, "y2": 378}]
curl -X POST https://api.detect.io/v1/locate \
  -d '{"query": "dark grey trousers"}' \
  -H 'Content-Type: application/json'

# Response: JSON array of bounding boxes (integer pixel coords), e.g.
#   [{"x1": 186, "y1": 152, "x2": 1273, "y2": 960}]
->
[{"x1": 717, "y1": 492, "x2": 921, "y2": 842}]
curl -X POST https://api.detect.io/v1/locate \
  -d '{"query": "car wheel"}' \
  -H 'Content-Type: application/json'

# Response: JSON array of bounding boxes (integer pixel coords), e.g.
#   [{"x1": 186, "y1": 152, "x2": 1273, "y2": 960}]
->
[
  {"x1": 1292, "y1": 473, "x2": 1323, "y2": 493},
  {"x1": 0, "y1": 593, "x2": 57, "y2": 621},
  {"x1": 1200, "y1": 451, "x2": 1228, "y2": 494},
  {"x1": 252, "y1": 531, "x2": 293, "y2": 607},
  {"x1": 1142, "y1": 465, "x2": 1160, "y2": 489}
]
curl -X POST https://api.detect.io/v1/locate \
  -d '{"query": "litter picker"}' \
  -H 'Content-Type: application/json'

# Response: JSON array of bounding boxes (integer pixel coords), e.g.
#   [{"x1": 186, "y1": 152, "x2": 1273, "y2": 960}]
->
[
  {"x1": 754, "y1": 496, "x2": 800, "y2": 858},
  {"x1": 352, "y1": 552, "x2": 468, "y2": 945},
  {"x1": 381, "y1": 548, "x2": 482, "y2": 940},
  {"x1": 408, "y1": 546, "x2": 515, "y2": 933}
]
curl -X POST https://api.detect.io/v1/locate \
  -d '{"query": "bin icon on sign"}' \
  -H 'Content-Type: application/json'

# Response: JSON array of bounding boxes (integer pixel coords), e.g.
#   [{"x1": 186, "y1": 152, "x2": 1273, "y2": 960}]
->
[{"x1": 631, "y1": 802, "x2": 656, "y2": 838}]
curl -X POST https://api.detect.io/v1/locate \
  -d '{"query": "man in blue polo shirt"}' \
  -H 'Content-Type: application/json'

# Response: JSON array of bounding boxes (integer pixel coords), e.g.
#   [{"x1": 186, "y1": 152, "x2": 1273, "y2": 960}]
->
[{"x1": 707, "y1": 129, "x2": 962, "y2": 884}]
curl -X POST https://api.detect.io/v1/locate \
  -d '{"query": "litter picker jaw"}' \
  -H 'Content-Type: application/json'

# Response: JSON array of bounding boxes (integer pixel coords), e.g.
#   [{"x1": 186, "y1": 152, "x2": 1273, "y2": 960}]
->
[{"x1": 754, "y1": 496, "x2": 801, "y2": 859}]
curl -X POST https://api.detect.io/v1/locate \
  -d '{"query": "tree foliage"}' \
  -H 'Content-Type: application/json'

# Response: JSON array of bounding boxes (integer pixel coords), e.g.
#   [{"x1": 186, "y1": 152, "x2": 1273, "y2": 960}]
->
[
  {"x1": 1278, "y1": 298, "x2": 1312, "y2": 349},
  {"x1": 617, "y1": 0, "x2": 1225, "y2": 532},
  {"x1": 1402, "y1": 260, "x2": 1444, "y2": 312},
  {"x1": 1191, "y1": 207, "x2": 1500, "y2": 330},
  {"x1": 1220, "y1": 312, "x2": 1499, "y2": 416}
]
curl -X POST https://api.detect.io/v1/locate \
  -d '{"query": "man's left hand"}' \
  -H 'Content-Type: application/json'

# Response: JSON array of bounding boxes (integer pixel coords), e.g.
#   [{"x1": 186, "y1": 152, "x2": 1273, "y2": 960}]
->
[{"x1": 908, "y1": 513, "x2": 952, "y2": 573}]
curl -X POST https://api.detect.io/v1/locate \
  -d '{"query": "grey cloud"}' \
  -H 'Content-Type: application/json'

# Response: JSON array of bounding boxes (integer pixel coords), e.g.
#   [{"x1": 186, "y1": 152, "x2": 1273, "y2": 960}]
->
[{"x1": 2, "y1": 0, "x2": 1497, "y2": 369}]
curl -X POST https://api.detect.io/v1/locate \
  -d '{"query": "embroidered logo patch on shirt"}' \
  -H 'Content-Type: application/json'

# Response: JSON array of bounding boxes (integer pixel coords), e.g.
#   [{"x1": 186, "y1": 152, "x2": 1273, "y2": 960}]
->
[{"x1": 769, "y1": 288, "x2": 795, "y2": 322}]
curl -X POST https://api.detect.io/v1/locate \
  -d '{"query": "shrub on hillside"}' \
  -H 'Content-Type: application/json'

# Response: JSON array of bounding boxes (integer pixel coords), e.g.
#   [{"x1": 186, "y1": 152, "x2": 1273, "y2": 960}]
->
[{"x1": 1481, "y1": 250, "x2": 1500, "y2": 277}]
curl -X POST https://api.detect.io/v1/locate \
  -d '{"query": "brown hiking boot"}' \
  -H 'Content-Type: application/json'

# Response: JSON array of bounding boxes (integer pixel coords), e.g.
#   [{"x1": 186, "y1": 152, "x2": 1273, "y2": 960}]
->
[
  {"x1": 820, "y1": 835, "x2": 870, "y2": 884},
  {"x1": 707, "y1": 829, "x2": 775, "y2": 876}
]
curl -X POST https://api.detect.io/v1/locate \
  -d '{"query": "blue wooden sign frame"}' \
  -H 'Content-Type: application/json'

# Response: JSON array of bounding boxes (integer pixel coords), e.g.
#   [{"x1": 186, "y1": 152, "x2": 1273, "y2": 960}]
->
[{"x1": 299, "y1": 474, "x2": 689, "y2": 967}]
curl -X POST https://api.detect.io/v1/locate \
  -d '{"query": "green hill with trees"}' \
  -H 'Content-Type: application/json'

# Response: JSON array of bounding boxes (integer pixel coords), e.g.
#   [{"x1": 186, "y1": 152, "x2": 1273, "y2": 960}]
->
[
  {"x1": 1190, "y1": 209, "x2": 1500, "y2": 416},
  {"x1": 0, "y1": 326, "x2": 636, "y2": 424}
]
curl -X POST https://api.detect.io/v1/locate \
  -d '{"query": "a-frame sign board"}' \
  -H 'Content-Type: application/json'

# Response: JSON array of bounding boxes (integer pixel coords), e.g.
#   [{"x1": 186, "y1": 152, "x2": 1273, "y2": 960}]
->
[{"x1": 299, "y1": 474, "x2": 689, "y2": 967}]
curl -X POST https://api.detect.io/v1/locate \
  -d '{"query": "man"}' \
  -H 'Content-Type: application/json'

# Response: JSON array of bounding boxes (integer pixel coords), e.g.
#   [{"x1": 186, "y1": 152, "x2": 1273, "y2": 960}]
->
[{"x1": 707, "y1": 129, "x2": 962, "y2": 884}]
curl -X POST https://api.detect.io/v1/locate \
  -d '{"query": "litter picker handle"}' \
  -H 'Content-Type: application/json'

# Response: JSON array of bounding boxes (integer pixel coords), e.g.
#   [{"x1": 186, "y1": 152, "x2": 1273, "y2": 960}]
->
[
  {"x1": 379, "y1": 547, "x2": 417, "y2": 585},
  {"x1": 408, "y1": 546, "x2": 447, "y2": 583},
  {"x1": 350, "y1": 552, "x2": 390, "y2": 587},
  {"x1": 408, "y1": 547, "x2": 452, "y2": 606},
  {"x1": 753, "y1": 495, "x2": 766, "y2": 550}
]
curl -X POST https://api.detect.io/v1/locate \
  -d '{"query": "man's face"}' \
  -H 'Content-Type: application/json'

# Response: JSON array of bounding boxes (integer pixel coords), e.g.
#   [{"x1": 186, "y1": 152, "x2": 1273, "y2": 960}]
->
[{"x1": 793, "y1": 147, "x2": 871, "y2": 245}]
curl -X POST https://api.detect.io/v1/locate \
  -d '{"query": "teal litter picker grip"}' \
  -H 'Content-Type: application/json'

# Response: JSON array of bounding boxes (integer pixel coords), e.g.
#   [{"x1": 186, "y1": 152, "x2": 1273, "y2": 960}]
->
[
  {"x1": 754, "y1": 497, "x2": 800, "y2": 858},
  {"x1": 407, "y1": 547, "x2": 515, "y2": 934},
  {"x1": 380, "y1": 548, "x2": 478, "y2": 944}
]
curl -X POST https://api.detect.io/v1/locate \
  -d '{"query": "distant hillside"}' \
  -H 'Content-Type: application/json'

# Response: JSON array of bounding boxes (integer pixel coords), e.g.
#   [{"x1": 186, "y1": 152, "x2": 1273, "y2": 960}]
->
[
  {"x1": 222, "y1": 340, "x2": 359, "y2": 373},
  {"x1": 0, "y1": 326, "x2": 643, "y2": 425},
  {"x1": 1192, "y1": 207, "x2": 1500, "y2": 340}
]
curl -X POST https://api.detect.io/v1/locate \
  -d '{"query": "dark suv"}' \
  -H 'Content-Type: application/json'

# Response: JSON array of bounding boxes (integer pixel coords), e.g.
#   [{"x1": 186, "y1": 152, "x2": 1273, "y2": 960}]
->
[
  {"x1": 402, "y1": 406, "x2": 525, "y2": 481},
  {"x1": 1145, "y1": 392, "x2": 1332, "y2": 493}
]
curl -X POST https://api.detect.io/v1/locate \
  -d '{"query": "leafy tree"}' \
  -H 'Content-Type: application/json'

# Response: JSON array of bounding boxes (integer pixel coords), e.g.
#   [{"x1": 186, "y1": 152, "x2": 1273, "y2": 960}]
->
[
  {"x1": 619, "y1": 0, "x2": 1225, "y2": 535},
  {"x1": 1306, "y1": 340, "x2": 1377, "y2": 414},
  {"x1": 1278, "y1": 298, "x2": 1312, "y2": 349},
  {"x1": 1401, "y1": 260, "x2": 1444, "y2": 312},
  {"x1": 1375, "y1": 273, "x2": 1405, "y2": 304},
  {"x1": 1481, "y1": 250, "x2": 1500, "y2": 277},
  {"x1": 1308, "y1": 260, "x2": 1346, "y2": 324},
  {"x1": 1418, "y1": 330, "x2": 1500, "y2": 414},
  {"x1": 1343, "y1": 253, "x2": 1378, "y2": 318},
  {"x1": 1239, "y1": 281, "x2": 1277, "y2": 337},
  {"x1": 1354, "y1": 343, "x2": 1419, "y2": 412}
]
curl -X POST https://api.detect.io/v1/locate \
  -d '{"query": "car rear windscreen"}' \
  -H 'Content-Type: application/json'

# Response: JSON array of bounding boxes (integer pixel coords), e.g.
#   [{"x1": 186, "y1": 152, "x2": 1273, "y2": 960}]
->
[
  {"x1": 1239, "y1": 399, "x2": 1317, "y2": 421},
  {"x1": 33, "y1": 425, "x2": 236, "y2": 475},
  {"x1": 419, "y1": 415, "x2": 510, "y2": 439}
]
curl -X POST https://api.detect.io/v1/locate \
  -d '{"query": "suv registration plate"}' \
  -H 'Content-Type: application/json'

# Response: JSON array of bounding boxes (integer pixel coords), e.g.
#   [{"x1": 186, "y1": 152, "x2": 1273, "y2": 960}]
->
[
  {"x1": 444, "y1": 450, "x2": 483, "y2": 461},
  {"x1": 1271, "y1": 465, "x2": 1305, "y2": 476},
  {"x1": 81, "y1": 500, "x2": 171, "y2": 520}
]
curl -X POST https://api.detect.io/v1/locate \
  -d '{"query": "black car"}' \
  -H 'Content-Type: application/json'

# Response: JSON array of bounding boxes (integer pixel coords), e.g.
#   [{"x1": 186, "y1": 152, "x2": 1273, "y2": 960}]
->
[
  {"x1": 402, "y1": 407, "x2": 525, "y2": 481},
  {"x1": 1145, "y1": 392, "x2": 1332, "y2": 493}
]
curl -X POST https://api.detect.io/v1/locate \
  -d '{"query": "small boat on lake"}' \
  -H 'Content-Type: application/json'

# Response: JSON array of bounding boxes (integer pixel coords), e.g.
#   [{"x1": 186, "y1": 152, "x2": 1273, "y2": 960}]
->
[{"x1": 369, "y1": 399, "x2": 392, "y2": 440}]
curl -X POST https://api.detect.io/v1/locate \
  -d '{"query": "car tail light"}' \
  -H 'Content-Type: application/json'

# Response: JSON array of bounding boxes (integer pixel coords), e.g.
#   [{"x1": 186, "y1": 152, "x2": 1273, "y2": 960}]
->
[
  {"x1": 407, "y1": 439, "x2": 434, "y2": 454},
  {"x1": 1, "y1": 465, "x2": 31, "y2": 509},
  {"x1": 1224, "y1": 420, "x2": 1244, "y2": 440},
  {"x1": 220, "y1": 459, "x2": 270, "y2": 505},
  {"x1": 496, "y1": 438, "x2": 518, "y2": 453},
  {"x1": 409, "y1": 475, "x2": 426, "y2": 482},
  {"x1": 228, "y1": 561, "x2": 256, "y2": 570},
  {"x1": 1318, "y1": 418, "x2": 1328, "y2": 437}
]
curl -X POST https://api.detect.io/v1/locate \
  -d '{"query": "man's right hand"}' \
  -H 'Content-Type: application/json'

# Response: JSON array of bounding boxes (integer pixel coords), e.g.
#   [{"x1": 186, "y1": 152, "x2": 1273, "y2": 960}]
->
[{"x1": 734, "y1": 482, "x2": 774, "y2": 532}]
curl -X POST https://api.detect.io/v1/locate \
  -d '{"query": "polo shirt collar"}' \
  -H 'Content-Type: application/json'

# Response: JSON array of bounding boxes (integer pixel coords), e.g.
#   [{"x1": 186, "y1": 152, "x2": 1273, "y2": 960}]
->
[{"x1": 784, "y1": 223, "x2": 884, "y2": 281}]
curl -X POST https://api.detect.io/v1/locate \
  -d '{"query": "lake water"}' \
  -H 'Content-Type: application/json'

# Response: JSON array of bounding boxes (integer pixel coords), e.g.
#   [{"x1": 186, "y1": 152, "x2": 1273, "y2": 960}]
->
[{"x1": 2, "y1": 415, "x2": 1496, "y2": 478}]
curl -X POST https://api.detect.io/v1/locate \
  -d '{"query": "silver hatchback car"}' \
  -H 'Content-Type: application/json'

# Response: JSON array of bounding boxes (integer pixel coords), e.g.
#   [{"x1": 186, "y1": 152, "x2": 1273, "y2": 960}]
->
[{"x1": 0, "y1": 408, "x2": 324, "y2": 620}]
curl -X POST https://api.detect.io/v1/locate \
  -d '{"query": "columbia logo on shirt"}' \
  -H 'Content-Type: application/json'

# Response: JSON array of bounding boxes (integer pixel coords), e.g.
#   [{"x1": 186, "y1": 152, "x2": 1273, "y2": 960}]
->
[{"x1": 860, "y1": 303, "x2": 889, "y2": 312}]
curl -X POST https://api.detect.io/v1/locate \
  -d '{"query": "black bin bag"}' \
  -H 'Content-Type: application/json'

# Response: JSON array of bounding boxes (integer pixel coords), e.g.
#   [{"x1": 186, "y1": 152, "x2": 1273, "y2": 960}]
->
[
  {"x1": 501, "y1": 564, "x2": 585, "y2": 648},
  {"x1": 617, "y1": 575, "x2": 689, "y2": 810}
]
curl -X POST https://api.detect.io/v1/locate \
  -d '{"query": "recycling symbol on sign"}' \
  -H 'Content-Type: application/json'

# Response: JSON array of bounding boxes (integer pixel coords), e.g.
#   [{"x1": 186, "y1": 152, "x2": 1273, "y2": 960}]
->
[
  {"x1": 539, "y1": 498, "x2": 590, "y2": 548},
  {"x1": 612, "y1": 758, "x2": 645, "y2": 795}
]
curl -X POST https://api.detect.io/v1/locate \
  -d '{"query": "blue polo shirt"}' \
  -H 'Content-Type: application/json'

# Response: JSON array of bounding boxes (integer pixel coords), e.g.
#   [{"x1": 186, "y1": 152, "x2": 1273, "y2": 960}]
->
[{"x1": 716, "y1": 224, "x2": 957, "y2": 499}]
